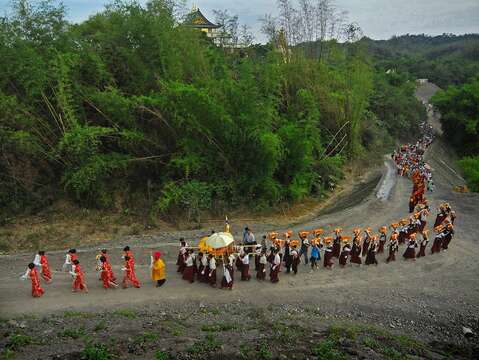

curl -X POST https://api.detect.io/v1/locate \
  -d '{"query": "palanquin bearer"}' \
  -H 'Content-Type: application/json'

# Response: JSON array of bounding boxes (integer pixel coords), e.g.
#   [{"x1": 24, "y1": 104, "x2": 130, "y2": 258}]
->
[
  {"x1": 21, "y1": 263, "x2": 45, "y2": 298},
  {"x1": 240, "y1": 252, "x2": 251, "y2": 281},
  {"x1": 100, "y1": 256, "x2": 118, "y2": 289},
  {"x1": 338, "y1": 238, "x2": 351, "y2": 267},
  {"x1": 257, "y1": 251, "x2": 267, "y2": 280},
  {"x1": 403, "y1": 233, "x2": 418, "y2": 261},
  {"x1": 270, "y1": 249, "x2": 281, "y2": 283},
  {"x1": 221, "y1": 254, "x2": 235, "y2": 290},
  {"x1": 332, "y1": 228, "x2": 342, "y2": 258},
  {"x1": 323, "y1": 237, "x2": 334, "y2": 269},
  {"x1": 176, "y1": 239, "x2": 187, "y2": 273},
  {"x1": 386, "y1": 233, "x2": 399, "y2": 263},
  {"x1": 151, "y1": 251, "x2": 166, "y2": 287},
  {"x1": 71, "y1": 259, "x2": 88, "y2": 293},
  {"x1": 182, "y1": 250, "x2": 195, "y2": 283},
  {"x1": 365, "y1": 235, "x2": 378, "y2": 266},
  {"x1": 208, "y1": 254, "x2": 217, "y2": 287},
  {"x1": 377, "y1": 227, "x2": 387, "y2": 254},
  {"x1": 350, "y1": 229, "x2": 362, "y2": 265},
  {"x1": 362, "y1": 228, "x2": 372, "y2": 257},
  {"x1": 431, "y1": 225, "x2": 445, "y2": 254},
  {"x1": 236, "y1": 246, "x2": 244, "y2": 272},
  {"x1": 197, "y1": 252, "x2": 206, "y2": 282},
  {"x1": 34, "y1": 251, "x2": 52, "y2": 283},
  {"x1": 122, "y1": 256, "x2": 140, "y2": 289},
  {"x1": 433, "y1": 203, "x2": 449, "y2": 227},
  {"x1": 417, "y1": 230, "x2": 429, "y2": 258}
]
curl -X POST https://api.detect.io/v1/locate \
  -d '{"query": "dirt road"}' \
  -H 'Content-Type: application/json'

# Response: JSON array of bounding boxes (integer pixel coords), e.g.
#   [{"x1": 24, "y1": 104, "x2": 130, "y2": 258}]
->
[{"x1": 0, "y1": 82, "x2": 478, "y2": 352}]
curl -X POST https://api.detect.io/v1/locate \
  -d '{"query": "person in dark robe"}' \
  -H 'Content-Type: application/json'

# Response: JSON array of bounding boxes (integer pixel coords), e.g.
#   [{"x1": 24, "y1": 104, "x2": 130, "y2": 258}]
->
[
  {"x1": 182, "y1": 250, "x2": 195, "y2": 283},
  {"x1": 257, "y1": 252, "x2": 267, "y2": 280},
  {"x1": 386, "y1": 234, "x2": 399, "y2": 263},
  {"x1": 332, "y1": 228, "x2": 342, "y2": 258},
  {"x1": 240, "y1": 253, "x2": 251, "y2": 281},
  {"x1": 339, "y1": 241, "x2": 351, "y2": 267},
  {"x1": 434, "y1": 204, "x2": 449, "y2": 227},
  {"x1": 350, "y1": 231, "x2": 362, "y2": 265},
  {"x1": 197, "y1": 252, "x2": 205, "y2": 282},
  {"x1": 362, "y1": 229, "x2": 372, "y2": 257},
  {"x1": 378, "y1": 227, "x2": 387, "y2": 254},
  {"x1": 365, "y1": 236, "x2": 378, "y2": 265},
  {"x1": 323, "y1": 238, "x2": 334, "y2": 269},
  {"x1": 417, "y1": 231, "x2": 429, "y2": 258},
  {"x1": 283, "y1": 240, "x2": 292, "y2": 273},
  {"x1": 431, "y1": 226, "x2": 445, "y2": 254},
  {"x1": 208, "y1": 254, "x2": 217, "y2": 287},
  {"x1": 291, "y1": 247, "x2": 300, "y2": 274},
  {"x1": 221, "y1": 255, "x2": 234, "y2": 290},
  {"x1": 441, "y1": 224, "x2": 454, "y2": 250},
  {"x1": 270, "y1": 250, "x2": 281, "y2": 283},
  {"x1": 403, "y1": 233, "x2": 418, "y2": 260},
  {"x1": 235, "y1": 247, "x2": 244, "y2": 272},
  {"x1": 176, "y1": 239, "x2": 187, "y2": 273}
]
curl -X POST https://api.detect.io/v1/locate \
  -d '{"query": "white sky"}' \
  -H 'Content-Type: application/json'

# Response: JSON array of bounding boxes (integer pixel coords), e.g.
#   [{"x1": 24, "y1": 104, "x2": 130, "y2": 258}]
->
[{"x1": 1, "y1": 0, "x2": 478, "y2": 43}]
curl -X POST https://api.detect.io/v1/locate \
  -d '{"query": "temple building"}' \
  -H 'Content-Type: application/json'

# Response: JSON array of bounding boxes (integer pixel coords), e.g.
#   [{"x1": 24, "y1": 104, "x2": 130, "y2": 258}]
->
[{"x1": 184, "y1": 6, "x2": 222, "y2": 44}]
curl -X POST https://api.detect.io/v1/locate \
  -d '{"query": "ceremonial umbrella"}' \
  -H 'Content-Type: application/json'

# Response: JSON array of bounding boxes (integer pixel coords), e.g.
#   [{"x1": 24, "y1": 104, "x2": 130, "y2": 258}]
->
[{"x1": 205, "y1": 232, "x2": 235, "y2": 256}]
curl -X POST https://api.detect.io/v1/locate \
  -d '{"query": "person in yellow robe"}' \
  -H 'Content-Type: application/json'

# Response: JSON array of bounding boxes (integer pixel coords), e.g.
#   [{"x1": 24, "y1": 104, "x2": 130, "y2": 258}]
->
[{"x1": 151, "y1": 251, "x2": 166, "y2": 287}]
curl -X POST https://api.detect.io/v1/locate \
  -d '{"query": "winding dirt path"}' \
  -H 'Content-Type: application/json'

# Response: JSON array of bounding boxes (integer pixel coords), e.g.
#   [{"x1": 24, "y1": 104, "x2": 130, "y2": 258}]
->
[{"x1": 0, "y1": 82, "x2": 478, "y2": 345}]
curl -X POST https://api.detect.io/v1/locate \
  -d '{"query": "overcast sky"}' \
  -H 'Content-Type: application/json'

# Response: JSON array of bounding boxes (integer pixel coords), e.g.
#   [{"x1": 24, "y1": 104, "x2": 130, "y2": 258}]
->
[{"x1": 1, "y1": 0, "x2": 478, "y2": 43}]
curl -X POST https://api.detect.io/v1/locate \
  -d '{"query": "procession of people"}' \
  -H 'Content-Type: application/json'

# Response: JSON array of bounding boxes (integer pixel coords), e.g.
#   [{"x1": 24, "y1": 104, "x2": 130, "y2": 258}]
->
[{"x1": 19, "y1": 120, "x2": 458, "y2": 297}]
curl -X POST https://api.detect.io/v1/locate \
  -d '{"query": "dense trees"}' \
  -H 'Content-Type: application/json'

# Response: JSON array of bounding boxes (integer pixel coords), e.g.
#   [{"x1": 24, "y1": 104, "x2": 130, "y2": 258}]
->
[
  {"x1": 431, "y1": 78, "x2": 479, "y2": 191},
  {"x1": 0, "y1": 0, "x2": 425, "y2": 223}
]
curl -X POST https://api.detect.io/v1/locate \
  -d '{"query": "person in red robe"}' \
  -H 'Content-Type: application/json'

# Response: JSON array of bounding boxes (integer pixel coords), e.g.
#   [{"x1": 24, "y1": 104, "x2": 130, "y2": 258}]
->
[
  {"x1": 403, "y1": 233, "x2": 418, "y2": 261},
  {"x1": 350, "y1": 231, "x2": 362, "y2": 265},
  {"x1": 100, "y1": 256, "x2": 118, "y2": 289},
  {"x1": 62, "y1": 248, "x2": 77, "y2": 273},
  {"x1": 365, "y1": 236, "x2": 378, "y2": 265},
  {"x1": 386, "y1": 233, "x2": 399, "y2": 263},
  {"x1": 34, "y1": 251, "x2": 52, "y2": 283},
  {"x1": 122, "y1": 256, "x2": 140, "y2": 288},
  {"x1": 123, "y1": 246, "x2": 135, "y2": 267},
  {"x1": 22, "y1": 263, "x2": 44, "y2": 298},
  {"x1": 176, "y1": 240, "x2": 187, "y2": 273},
  {"x1": 70, "y1": 260, "x2": 88, "y2": 293}
]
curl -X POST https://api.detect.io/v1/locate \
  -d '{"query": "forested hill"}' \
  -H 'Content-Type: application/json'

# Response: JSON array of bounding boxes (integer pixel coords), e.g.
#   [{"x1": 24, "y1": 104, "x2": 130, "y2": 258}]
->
[
  {"x1": 0, "y1": 0, "x2": 427, "y2": 226},
  {"x1": 361, "y1": 34, "x2": 479, "y2": 88}
]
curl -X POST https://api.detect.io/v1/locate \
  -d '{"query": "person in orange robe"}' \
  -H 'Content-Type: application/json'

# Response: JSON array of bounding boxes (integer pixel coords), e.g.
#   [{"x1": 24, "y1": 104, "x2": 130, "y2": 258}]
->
[
  {"x1": 22, "y1": 263, "x2": 45, "y2": 298},
  {"x1": 100, "y1": 256, "x2": 118, "y2": 289},
  {"x1": 122, "y1": 256, "x2": 141, "y2": 288},
  {"x1": 70, "y1": 259, "x2": 88, "y2": 293},
  {"x1": 33, "y1": 251, "x2": 52, "y2": 283}
]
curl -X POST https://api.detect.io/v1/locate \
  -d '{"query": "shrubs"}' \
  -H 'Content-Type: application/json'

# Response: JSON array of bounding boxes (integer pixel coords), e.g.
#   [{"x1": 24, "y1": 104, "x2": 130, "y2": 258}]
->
[{"x1": 458, "y1": 156, "x2": 479, "y2": 192}]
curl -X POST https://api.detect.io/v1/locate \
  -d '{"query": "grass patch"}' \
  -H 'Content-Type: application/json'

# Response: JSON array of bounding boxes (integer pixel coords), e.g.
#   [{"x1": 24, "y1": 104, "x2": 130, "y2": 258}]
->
[
  {"x1": 59, "y1": 327, "x2": 86, "y2": 339},
  {"x1": 239, "y1": 344, "x2": 253, "y2": 359},
  {"x1": 257, "y1": 343, "x2": 273, "y2": 359},
  {"x1": 113, "y1": 309, "x2": 137, "y2": 319},
  {"x1": 63, "y1": 311, "x2": 92, "y2": 318},
  {"x1": 271, "y1": 321, "x2": 305, "y2": 342},
  {"x1": 187, "y1": 334, "x2": 222, "y2": 354},
  {"x1": 82, "y1": 343, "x2": 111, "y2": 360},
  {"x1": 134, "y1": 331, "x2": 160, "y2": 344},
  {"x1": 313, "y1": 340, "x2": 347, "y2": 360},
  {"x1": 7, "y1": 334, "x2": 34, "y2": 350},
  {"x1": 94, "y1": 320, "x2": 107, "y2": 332},
  {"x1": 362, "y1": 336, "x2": 381, "y2": 350},
  {"x1": 163, "y1": 320, "x2": 185, "y2": 337},
  {"x1": 328, "y1": 324, "x2": 360, "y2": 341},
  {"x1": 200, "y1": 322, "x2": 238, "y2": 332},
  {"x1": 155, "y1": 350, "x2": 170, "y2": 360}
]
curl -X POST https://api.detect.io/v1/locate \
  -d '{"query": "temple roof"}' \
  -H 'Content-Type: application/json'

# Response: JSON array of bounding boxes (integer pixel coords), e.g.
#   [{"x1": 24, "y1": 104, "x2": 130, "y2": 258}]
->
[{"x1": 184, "y1": 8, "x2": 221, "y2": 29}]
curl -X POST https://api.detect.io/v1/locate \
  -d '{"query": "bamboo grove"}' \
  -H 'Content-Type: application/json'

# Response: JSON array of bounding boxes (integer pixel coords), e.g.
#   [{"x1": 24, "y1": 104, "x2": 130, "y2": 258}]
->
[{"x1": 0, "y1": 0, "x2": 426, "y2": 223}]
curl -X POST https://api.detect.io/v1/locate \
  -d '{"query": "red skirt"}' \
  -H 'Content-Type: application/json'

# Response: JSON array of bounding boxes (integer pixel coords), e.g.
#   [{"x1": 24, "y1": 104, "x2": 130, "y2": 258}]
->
[
  {"x1": 256, "y1": 264, "x2": 266, "y2": 280},
  {"x1": 365, "y1": 252, "x2": 377, "y2": 265},
  {"x1": 419, "y1": 221, "x2": 427, "y2": 232},
  {"x1": 362, "y1": 243, "x2": 370, "y2": 257},
  {"x1": 182, "y1": 266, "x2": 195, "y2": 283},
  {"x1": 403, "y1": 247, "x2": 416, "y2": 259},
  {"x1": 350, "y1": 251, "x2": 362, "y2": 264},
  {"x1": 221, "y1": 266, "x2": 234, "y2": 289},
  {"x1": 332, "y1": 242, "x2": 341, "y2": 258},
  {"x1": 41, "y1": 265, "x2": 52, "y2": 282},
  {"x1": 442, "y1": 236, "x2": 452, "y2": 250},
  {"x1": 386, "y1": 249, "x2": 396, "y2": 263},
  {"x1": 235, "y1": 257, "x2": 243, "y2": 272},
  {"x1": 434, "y1": 214, "x2": 446, "y2": 227},
  {"x1": 377, "y1": 241, "x2": 385, "y2": 254},
  {"x1": 339, "y1": 252, "x2": 349, "y2": 266}
]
